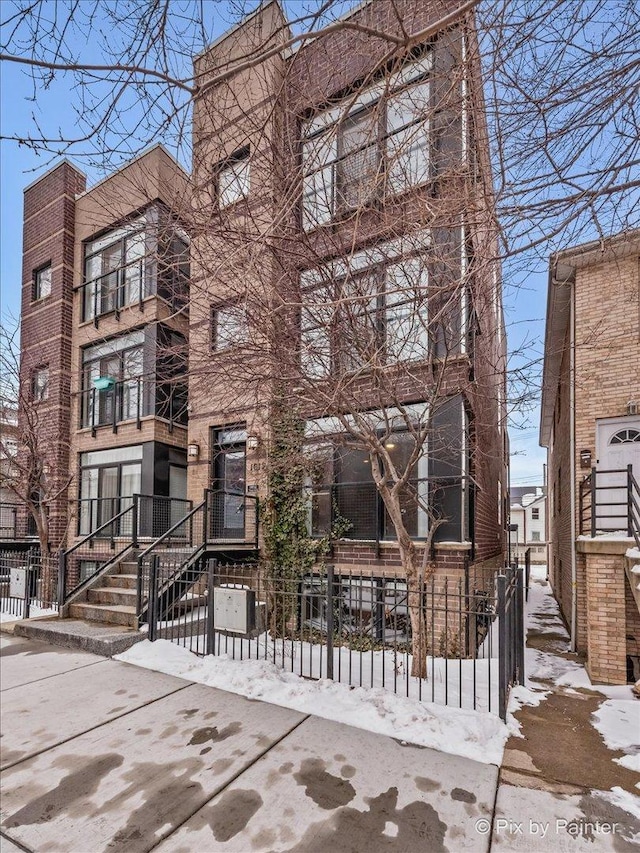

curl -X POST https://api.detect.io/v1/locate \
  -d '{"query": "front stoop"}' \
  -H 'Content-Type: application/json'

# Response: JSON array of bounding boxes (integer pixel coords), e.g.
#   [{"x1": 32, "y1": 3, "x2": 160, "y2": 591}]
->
[
  {"x1": 13, "y1": 617, "x2": 144, "y2": 657},
  {"x1": 65, "y1": 559, "x2": 140, "y2": 628}
]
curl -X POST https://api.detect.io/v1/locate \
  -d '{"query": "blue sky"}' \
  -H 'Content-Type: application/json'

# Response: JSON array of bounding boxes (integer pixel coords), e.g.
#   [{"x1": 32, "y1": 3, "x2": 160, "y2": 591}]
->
[{"x1": 0, "y1": 1, "x2": 551, "y2": 487}]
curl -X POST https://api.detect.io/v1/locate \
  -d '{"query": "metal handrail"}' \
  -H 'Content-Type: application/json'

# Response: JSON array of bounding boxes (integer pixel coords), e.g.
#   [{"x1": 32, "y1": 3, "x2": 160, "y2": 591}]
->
[{"x1": 581, "y1": 465, "x2": 640, "y2": 545}]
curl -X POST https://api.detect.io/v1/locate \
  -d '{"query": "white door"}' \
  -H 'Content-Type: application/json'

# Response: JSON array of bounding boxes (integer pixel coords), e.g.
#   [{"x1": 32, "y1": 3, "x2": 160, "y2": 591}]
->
[{"x1": 595, "y1": 416, "x2": 640, "y2": 534}]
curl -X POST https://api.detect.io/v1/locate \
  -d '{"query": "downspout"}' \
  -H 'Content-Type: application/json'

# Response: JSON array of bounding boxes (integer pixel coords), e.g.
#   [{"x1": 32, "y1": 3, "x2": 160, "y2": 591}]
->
[{"x1": 569, "y1": 280, "x2": 577, "y2": 651}]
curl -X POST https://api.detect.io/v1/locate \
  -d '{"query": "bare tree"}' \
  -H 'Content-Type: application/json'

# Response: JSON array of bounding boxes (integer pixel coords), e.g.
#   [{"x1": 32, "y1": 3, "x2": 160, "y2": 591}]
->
[{"x1": 0, "y1": 324, "x2": 72, "y2": 555}]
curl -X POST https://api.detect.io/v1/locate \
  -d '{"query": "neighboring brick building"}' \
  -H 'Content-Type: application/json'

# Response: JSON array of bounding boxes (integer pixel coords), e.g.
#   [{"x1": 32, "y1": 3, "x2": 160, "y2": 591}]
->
[
  {"x1": 540, "y1": 229, "x2": 640, "y2": 684},
  {"x1": 19, "y1": 146, "x2": 190, "y2": 569}
]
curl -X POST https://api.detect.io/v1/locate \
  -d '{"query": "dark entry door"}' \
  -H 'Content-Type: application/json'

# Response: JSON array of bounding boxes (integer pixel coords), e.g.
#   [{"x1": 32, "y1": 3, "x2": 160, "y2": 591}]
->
[{"x1": 212, "y1": 432, "x2": 246, "y2": 540}]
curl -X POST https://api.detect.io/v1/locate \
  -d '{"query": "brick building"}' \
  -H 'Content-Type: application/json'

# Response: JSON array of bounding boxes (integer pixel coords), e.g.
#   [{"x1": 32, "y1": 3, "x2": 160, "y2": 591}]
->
[
  {"x1": 540, "y1": 229, "x2": 640, "y2": 684},
  {"x1": 188, "y1": 0, "x2": 508, "y2": 593},
  {"x1": 15, "y1": 0, "x2": 507, "y2": 628},
  {"x1": 19, "y1": 146, "x2": 190, "y2": 573}
]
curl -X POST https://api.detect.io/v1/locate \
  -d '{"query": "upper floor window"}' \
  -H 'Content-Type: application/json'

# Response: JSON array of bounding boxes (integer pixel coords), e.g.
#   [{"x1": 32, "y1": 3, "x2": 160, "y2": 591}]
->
[
  {"x1": 83, "y1": 217, "x2": 147, "y2": 322},
  {"x1": 217, "y1": 148, "x2": 250, "y2": 209},
  {"x1": 32, "y1": 366, "x2": 49, "y2": 402},
  {"x1": 80, "y1": 331, "x2": 145, "y2": 429},
  {"x1": 301, "y1": 250, "x2": 429, "y2": 378},
  {"x1": 531, "y1": 507, "x2": 540, "y2": 520},
  {"x1": 211, "y1": 303, "x2": 249, "y2": 350},
  {"x1": 302, "y1": 55, "x2": 431, "y2": 230},
  {"x1": 33, "y1": 263, "x2": 52, "y2": 301}
]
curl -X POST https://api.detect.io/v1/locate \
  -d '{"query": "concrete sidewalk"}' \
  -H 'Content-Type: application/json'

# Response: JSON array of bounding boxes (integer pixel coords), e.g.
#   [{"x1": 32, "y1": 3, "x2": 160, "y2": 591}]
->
[{"x1": 0, "y1": 633, "x2": 498, "y2": 852}]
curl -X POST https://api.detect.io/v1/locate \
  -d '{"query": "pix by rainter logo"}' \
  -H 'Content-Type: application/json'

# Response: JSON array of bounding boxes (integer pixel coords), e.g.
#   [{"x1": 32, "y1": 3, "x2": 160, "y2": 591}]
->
[{"x1": 475, "y1": 817, "x2": 622, "y2": 839}]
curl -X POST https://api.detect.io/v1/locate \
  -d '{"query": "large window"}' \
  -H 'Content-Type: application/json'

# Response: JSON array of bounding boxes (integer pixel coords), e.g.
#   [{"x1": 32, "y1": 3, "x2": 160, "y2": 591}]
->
[
  {"x1": 78, "y1": 445, "x2": 143, "y2": 535},
  {"x1": 83, "y1": 217, "x2": 148, "y2": 321},
  {"x1": 306, "y1": 431, "x2": 429, "y2": 541},
  {"x1": 301, "y1": 252, "x2": 429, "y2": 377},
  {"x1": 305, "y1": 397, "x2": 466, "y2": 543},
  {"x1": 302, "y1": 55, "x2": 431, "y2": 229},
  {"x1": 80, "y1": 332, "x2": 145, "y2": 428}
]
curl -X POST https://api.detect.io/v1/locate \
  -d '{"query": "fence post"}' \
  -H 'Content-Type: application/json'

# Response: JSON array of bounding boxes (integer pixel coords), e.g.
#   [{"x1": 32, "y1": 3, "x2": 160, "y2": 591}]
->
[
  {"x1": 206, "y1": 558, "x2": 216, "y2": 657},
  {"x1": 525, "y1": 548, "x2": 531, "y2": 603},
  {"x1": 203, "y1": 489, "x2": 209, "y2": 544},
  {"x1": 326, "y1": 564, "x2": 334, "y2": 680},
  {"x1": 497, "y1": 572, "x2": 507, "y2": 721},
  {"x1": 24, "y1": 547, "x2": 33, "y2": 620},
  {"x1": 57, "y1": 549, "x2": 66, "y2": 606},
  {"x1": 591, "y1": 467, "x2": 597, "y2": 536},
  {"x1": 132, "y1": 494, "x2": 139, "y2": 549},
  {"x1": 148, "y1": 555, "x2": 159, "y2": 642},
  {"x1": 515, "y1": 566, "x2": 525, "y2": 684}
]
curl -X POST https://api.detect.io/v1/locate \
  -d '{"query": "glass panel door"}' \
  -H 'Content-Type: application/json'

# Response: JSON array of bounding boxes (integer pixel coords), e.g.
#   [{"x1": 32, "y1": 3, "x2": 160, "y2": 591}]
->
[
  {"x1": 213, "y1": 444, "x2": 246, "y2": 539},
  {"x1": 98, "y1": 466, "x2": 119, "y2": 534}
]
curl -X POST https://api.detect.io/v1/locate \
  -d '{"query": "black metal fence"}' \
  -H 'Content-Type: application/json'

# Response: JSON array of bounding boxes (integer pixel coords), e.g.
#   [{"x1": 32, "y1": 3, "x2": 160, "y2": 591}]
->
[
  {"x1": 145, "y1": 558, "x2": 524, "y2": 720},
  {"x1": 579, "y1": 465, "x2": 640, "y2": 548},
  {"x1": 0, "y1": 548, "x2": 59, "y2": 621},
  {"x1": 0, "y1": 503, "x2": 37, "y2": 540}
]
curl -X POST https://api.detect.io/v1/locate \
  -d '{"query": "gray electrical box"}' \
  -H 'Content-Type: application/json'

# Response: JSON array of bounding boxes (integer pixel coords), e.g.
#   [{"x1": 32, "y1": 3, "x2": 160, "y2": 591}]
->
[{"x1": 213, "y1": 586, "x2": 256, "y2": 634}]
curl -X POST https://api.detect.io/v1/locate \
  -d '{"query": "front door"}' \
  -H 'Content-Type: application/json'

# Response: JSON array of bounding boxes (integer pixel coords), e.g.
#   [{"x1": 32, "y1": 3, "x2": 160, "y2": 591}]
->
[
  {"x1": 595, "y1": 416, "x2": 640, "y2": 533},
  {"x1": 212, "y1": 428, "x2": 246, "y2": 540}
]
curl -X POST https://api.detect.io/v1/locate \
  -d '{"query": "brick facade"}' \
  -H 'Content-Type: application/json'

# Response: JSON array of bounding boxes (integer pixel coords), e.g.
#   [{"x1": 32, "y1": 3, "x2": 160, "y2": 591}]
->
[{"x1": 541, "y1": 230, "x2": 640, "y2": 682}]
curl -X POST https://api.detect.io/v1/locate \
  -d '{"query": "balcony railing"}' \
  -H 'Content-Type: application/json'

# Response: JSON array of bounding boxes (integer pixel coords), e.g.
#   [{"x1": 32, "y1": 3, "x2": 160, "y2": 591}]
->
[
  {"x1": 79, "y1": 377, "x2": 187, "y2": 433},
  {"x1": 579, "y1": 465, "x2": 640, "y2": 548},
  {"x1": 0, "y1": 503, "x2": 37, "y2": 541},
  {"x1": 77, "y1": 494, "x2": 192, "y2": 539}
]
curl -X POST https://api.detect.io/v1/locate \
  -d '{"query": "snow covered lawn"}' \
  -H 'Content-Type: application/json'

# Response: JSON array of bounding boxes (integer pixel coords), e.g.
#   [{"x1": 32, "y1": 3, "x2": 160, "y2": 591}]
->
[{"x1": 117, "y1": 637, "x2": 511, "y2": 765}]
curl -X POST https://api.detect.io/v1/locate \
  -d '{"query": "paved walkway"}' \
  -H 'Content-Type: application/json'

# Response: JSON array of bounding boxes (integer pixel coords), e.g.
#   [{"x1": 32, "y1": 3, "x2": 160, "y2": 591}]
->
[
  {"x1": 1, "y1": 633, "x2": 498, "y2": 852},
  {"x1": 2, "y1": 571, "x2": 639, "y2": 852},
  {"x1": 493, "y1": 570, "x2": 640, "y2": 851}
]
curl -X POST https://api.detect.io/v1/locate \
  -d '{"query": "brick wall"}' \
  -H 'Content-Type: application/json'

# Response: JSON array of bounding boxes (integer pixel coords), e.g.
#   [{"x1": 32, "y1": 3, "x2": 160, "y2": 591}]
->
[{"x1": 20, "y1": 162, "x2": 86, "y2": 548}]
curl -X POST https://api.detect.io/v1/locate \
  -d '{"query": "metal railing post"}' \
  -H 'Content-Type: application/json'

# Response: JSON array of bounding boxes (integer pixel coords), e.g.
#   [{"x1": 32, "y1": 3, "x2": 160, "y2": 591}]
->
[
  {"x1": 326, "y1": 563, "x2": 334, "y2": 680},
  {"x1": 590, "y1": 467, "x2": 597, "y2": 536},
  {"x1": 497, "y1": 572, "x2": 507, "y2": 721},
  {"x1": 628, "y1": 464, "x2": 633, "y2": 539},
  {"x1": 515, "y1": 566, "x2": 525, "y2": 684},
  {"x1": 206, "y1": 558, "x2": 216, "y2": 656},
  {"x1": 148, "y1": 555, "x2": 159, "y2": 642},
  {"x1": 525, "y1": 548, "x2": 531, "y2": 602},
  {"x1": 58, "y1": 549, "x2": 66, "y2": 606},
  {"x1": 132, "y1": 495, "x2": 139, "y2": 549},
  {"x1": 203, "y1": 489, "x2": 209, "y2": 544},
  {"x1": 23, "y1": 547, "x2": 33, "y2": 619}
]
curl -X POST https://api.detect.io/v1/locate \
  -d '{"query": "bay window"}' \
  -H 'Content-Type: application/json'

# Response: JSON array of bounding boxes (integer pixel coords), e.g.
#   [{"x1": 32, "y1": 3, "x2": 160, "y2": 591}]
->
[
  {"x1": 81, "y1": 332, "x2": 145, "y2": 428},
  {"x1": 78, "y1": 445, "x2": 143, "y2": 535}
]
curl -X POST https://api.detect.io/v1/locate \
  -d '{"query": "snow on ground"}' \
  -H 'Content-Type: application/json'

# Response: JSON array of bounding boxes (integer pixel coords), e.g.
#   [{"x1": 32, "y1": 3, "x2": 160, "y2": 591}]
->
[
  {"x1": 117, "y1": 638, "x2": 510, "y2": 765},
  {"x1": 0, "y1": 604, "x2": 56, "y2": 623}
]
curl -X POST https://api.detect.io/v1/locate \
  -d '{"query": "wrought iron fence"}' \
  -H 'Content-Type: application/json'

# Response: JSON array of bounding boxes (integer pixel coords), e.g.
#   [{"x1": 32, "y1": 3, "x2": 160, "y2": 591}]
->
[
  {"x1": 0, "y1": 503, "x2": 37, "y2": 540},
  {"x1": 0, "y1": 548, "x2": 59, "y2": 620},
  {"x1": 145, "y1": 558, "x2": 524, "y2": 720}
]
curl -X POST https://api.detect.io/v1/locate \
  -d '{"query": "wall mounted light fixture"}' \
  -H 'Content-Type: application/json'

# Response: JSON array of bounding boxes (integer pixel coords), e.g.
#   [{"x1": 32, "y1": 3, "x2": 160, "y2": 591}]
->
[
  {"x1": 580, "y1": 449, "x2": 592, "y2": 468},
  {"x1": 247, "y1": 435, "x2": 260, "y2": 451},
  {"x1": 187, "y1": 443, "x2": 200, "y2": 459}
]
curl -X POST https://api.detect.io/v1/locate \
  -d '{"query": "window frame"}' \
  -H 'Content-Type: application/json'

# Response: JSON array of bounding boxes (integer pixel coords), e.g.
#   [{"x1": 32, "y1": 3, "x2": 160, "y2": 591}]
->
[
  {"x1": 31, "y1": 366, "x2": 49, "y2": 402},
  {"x1": 32, "y1": 263, "x2": 52, "y2": 302},
  {"x1": 211, "y1": 301, "x2": 249, "y2": 352},
  {"x1": 82, "y1": 221, "x2": 147, "y2": 322},
  {"x1": 301, "y1": 54, "x2": 432, "y2": 229},
  {"x1": 216, "y1": 147, "x2": 251, "y2": 210}
]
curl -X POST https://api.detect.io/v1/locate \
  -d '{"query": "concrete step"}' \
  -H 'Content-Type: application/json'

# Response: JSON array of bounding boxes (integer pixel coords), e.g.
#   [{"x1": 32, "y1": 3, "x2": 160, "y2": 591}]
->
[
  {"x1": 116, "y1": 561, "x2": 140, "y2": 574},
  {"x1": 103, "y1": 573, "x2": 138, "y2": 590},
  {"x1": 68, "y1": 602, "x2": 137, "y2": 628},
  {"x1": 88, "y1": 587, "x2": 138, "y2": 607},
  {"x1": 14, "y1": 617, "x2": 143, "y2": 656}
]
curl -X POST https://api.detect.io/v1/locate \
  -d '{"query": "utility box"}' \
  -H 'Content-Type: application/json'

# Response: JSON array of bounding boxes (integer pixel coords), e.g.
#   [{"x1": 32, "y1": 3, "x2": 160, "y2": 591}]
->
[
  {"x1": 10, "y1": 568, "x2": 27, "y2": 599},
  {"x1": 213, "y1": 585, "x2": 256, "y2": 634}
]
